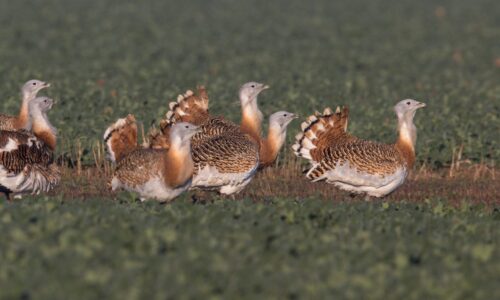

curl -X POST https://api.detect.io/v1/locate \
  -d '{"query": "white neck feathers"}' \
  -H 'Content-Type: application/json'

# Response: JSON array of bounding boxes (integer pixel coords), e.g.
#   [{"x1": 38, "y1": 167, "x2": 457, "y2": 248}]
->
[
  {"x1": 22, "y1": 89, "x2": 38, "y2": 105},
  {"x1": 267, "y1": 123, "x2": 287, "y2": 153},
  {"x1": 31, "y1": 109, "x2": 57, "y2": 137},
  {"x1": 240, "y1": 97, "x2": 263, "y2": 142},
  {"x1": 397, "y1": 112, "x2": 417, "y2": 149}
]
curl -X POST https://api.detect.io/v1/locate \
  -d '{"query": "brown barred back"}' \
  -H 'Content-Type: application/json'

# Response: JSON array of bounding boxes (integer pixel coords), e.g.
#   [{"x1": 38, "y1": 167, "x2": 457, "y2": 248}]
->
[{"x1": 0, "y1": 131, "x2": 53, "y2": 174}]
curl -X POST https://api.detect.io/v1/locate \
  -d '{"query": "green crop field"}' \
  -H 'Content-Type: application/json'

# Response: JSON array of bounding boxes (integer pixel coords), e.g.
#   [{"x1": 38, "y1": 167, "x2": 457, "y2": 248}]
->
[
  {"x1": 0, "y1": 0, "x2": 499, "y2": 299},
  {"x1": 1, "y1": 197, "x2": 500, "y2": 299}
]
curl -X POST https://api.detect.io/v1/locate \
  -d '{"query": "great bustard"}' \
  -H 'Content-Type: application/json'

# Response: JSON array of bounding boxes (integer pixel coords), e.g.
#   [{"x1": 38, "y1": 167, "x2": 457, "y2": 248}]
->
[
  {"x1": 107, "y1": 120, "x2": 200, "y2": 202},
  {"x1": 258, "y1": 111, "x2": 298, "y2": 168},
  {"x1": 148, "y1": 83, "x2": 269, "y2": 195},
  {"x1": 0, "y1": 80, "x2": 50, "y2": 131},
  {"x1": 292, "y1": 99, "x2": 426, "y2": 198},
  {"x1": 0, "y1": 97, "x2": 60, "y2": 201}
]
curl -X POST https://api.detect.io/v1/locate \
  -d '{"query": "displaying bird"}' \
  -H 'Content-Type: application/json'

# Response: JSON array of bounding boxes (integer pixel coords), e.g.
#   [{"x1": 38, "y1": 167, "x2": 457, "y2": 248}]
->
[
  {"x1": 0, "y1": 80, "x2": 50, "y2": 131},
  {"x1": 0, "y1": 97, "x2": 60, "y2": 201},
  {"x1": 148, "y1": 82, "x2": 269, "y2": 195},
  {"x1": 103, "y1": 114, "x2": 138, "y2": 163},
  {"x1": 109, "y1": 121, "x2": 200, "y2": 202},
  {"x1": 160, "y1": 82, "x2": 269, "y2": 144},
  {"x1": 292, "y1": 99, "x2": 426, "y2": 198}
]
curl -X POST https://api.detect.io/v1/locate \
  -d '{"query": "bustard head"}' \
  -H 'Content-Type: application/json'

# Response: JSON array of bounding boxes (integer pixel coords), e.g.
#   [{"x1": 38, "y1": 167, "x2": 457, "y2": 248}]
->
[
  {"x1": 170, "y1": 122, "x2": 201, "y2": 145},
  {"x1": 30, "y1": 96, "x2": 54, "y2": 113},
  {"x1": 394, "y1": 99, "x2": 426, "y2": 147},
  {"x1": 394, "y1": 99, "x2": 426, "y2": 120},
  {"x1": 239, "y1": 82, "x2": 269, "y2": 107},
  {"x1": 269, "y1": 111, "x2": 298, "y2": 131},
  {"x1": 22, "y1": 80, "x2": 50, "y2": 100}
]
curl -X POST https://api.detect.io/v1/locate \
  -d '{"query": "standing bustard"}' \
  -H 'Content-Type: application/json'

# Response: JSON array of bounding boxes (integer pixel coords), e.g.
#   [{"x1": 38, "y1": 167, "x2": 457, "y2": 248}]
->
[
  {"x1": 106, "y1": 120, "x2": 200, "y2": 202},
  {"x1": 292, "y1": 99, "x2": 426, "y2": 197},
  {"x1": 148, "y1": 83, "x2": 269, "y2": 194},
  {"x1": 0, "y1": 80, "x2": 50, "y2": 131},
  {"x1": 0, "y1": 97, "x2": 60, "y2": 201},
  {"x1": 160, "y1": 82, "x2": 269, "y2": 142},
  {"x1": 258, "y1": 111, "x2": 298, "y2": 168}
]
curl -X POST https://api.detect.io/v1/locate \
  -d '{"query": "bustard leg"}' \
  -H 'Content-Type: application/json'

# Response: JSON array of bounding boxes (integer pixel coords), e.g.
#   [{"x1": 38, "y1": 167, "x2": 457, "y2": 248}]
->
[
  {"x1": 1, "y1": 185, "x2": 12, "y2": 202},
  {"x1": 192, "y1": 191, "x2": 211, "y2": 204},
  {"x1": 191, "y1": 193, "x2": 200, "y2": 204}
]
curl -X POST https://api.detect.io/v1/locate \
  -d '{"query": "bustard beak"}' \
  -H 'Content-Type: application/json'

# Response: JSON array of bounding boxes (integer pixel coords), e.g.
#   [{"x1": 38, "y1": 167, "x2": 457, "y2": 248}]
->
[
  {"x1": 42, "y1": 82, "x2": 51, "y2": 88},
  {"x1": 282, "y1": 113, "x2": 298, "y2": 128},
  {"x1": 417, "y1": 102, "x2": 426, "y2": 108},
  {"x1": 285, "y1": 113, "x2": 299, "y2": 121},
  {"x1": 252, "y1": 83, "x2": 269, "y2": 98},
  {"x1": 260, "y1": 84, "x2": 270, "y2": 91},
  {"x1": 184, "y1": 126, "x2": 202, "y2": 140}
]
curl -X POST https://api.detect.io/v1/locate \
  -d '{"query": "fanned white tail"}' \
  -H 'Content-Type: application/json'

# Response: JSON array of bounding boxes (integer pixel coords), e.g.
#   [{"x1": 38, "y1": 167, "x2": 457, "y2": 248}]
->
[
  {"x1": 103, "y1": 114, "x2": 137, "y2": 163},
  {"x1": 292, "y1": 107, "x2": 346, "y2": 163}
]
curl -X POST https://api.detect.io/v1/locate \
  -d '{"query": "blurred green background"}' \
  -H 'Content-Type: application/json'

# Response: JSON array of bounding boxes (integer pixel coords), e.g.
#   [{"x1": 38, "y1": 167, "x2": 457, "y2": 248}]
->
[
  {"x1": 1, "y1": 1, "x2": 500, "y2": 299},
  {"x1": 0, "y1": 0, "x2": 498, "y2": 166}
]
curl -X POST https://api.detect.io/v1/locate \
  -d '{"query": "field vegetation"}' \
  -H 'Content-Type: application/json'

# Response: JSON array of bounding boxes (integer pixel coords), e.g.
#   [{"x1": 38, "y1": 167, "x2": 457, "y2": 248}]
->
[{"x1": 0, "y1": 0, "x2": 499, "y2": 298}]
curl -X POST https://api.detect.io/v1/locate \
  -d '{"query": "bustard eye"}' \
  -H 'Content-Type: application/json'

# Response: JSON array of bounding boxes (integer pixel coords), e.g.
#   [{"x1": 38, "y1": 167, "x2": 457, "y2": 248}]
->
[
  {"x1": 251, "y1": 85, "x2": 255, "y2": 88},
  {"x1": 185, "y1": 125, "x2": 189, "y2": 129},
  {"x1": 406, "y1": 101, "x2": 411, "y2": 105},
  {"x1": 32, "y1": 82, "x2": 37, "y2": 85},
  {"x1": 284, "y1": 114, "x2": 287, "y2": 117}
]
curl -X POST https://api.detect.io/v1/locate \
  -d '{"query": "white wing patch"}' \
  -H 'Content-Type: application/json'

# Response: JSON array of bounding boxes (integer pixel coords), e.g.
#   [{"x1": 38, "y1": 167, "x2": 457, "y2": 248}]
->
[
  {"x1": 0, "y1": 166, "x2": 25, "y2": 190},
  {"x1": 192, "y1": 163, "x2": 258, "y2": 195},
  {"x1": 0, "y1": 165, "x2": 58, "y2": 196},
  {"x1": 27, "y1": 136, "x2": 38, "y2": 147},
  {"x1": 318, "y1": 161, "x2": 408, "y2": 197},
  {"x1": 1, "y1": 138, "x2": 19, "y2": 152},
  {"x1": 112, "y1": 173, "x2": 191, "y2": 202}
]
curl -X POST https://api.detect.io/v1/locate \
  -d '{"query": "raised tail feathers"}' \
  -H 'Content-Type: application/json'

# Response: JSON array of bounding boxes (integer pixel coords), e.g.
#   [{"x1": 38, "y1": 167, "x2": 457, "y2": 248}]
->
[
  {"x1": 165, "y1": 86, "x2": 209, "y2": 125},
  {"x1": 148, "y1": 86, "x2": 209, "y2": 149},
  {"x1": 305, "y1": 162, "x2": 327, "y2": 181},
  {"x1": 291, "y1": 106, "x2": 349, "y2": 162},
  {"x1": 146, "y1": 119, "x2": 171, "y2": 149},
  {"x1": 103, "y1": 114, "x2": 138, "y2": 163}
]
